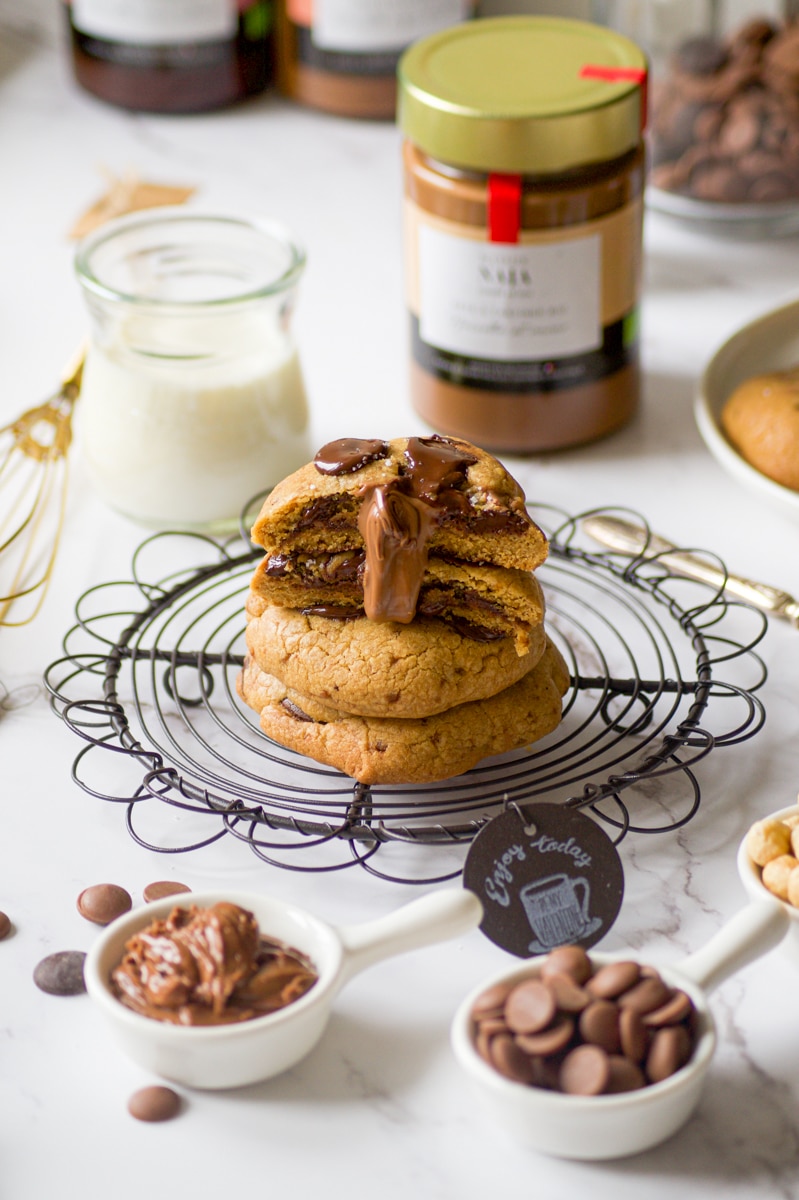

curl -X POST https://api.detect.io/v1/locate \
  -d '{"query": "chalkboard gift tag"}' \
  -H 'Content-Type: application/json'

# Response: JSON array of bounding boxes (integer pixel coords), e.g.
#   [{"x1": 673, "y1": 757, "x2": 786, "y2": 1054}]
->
[{"x1": 463, "y1": 802, "x2": 624, "y2": 958}]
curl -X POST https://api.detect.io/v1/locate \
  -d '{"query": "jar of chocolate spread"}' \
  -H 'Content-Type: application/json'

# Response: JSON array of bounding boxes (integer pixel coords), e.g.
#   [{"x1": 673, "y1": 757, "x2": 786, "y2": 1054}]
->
[
  {"x1": 65, "y1": 0, "x2": 273, "y2": 113},
  {"x1": 397, "y1": 16, "x2": 648, "y2": 453},
  {"x1": 275, "y1": 0, "x2": 474, "y2": 119}
]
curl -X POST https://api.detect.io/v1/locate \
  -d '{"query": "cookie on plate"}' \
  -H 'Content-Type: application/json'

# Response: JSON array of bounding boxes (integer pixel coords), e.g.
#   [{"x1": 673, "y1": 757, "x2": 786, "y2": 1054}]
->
[
  {"x1": 249, "y1": 436, "x2": 548, "y2": 623},
  {"x1": 236, "y1": 638, "x2": 570, "y2": 785},
  {"x1": 244, "y1": 602, "x2": 548, "y2": 718},
  {"x1": 721, "y1": 367, "x2": 799, "y2": 491}
]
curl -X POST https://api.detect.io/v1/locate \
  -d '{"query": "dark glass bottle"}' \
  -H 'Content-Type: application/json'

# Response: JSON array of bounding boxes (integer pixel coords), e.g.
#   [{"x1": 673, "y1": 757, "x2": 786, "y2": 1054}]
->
[{"x1": 66, "y1": 0, "x2": 273, "y2": 113}]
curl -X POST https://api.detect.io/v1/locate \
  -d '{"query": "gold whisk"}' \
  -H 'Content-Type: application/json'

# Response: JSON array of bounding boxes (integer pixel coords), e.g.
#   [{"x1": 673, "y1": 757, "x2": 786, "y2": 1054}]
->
[{"x1": 0, "y1": 347, "x2": 85, "y2": 627}]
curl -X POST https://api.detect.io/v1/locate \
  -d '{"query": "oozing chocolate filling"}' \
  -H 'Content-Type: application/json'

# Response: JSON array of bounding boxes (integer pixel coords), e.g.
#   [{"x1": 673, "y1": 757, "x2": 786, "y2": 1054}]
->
[
  {"x1": 305, "y1": 435, "x2": 533, "y2": 624},
  {"x1": 266, "y1": 549, "x2": 365, "y2": 584}
]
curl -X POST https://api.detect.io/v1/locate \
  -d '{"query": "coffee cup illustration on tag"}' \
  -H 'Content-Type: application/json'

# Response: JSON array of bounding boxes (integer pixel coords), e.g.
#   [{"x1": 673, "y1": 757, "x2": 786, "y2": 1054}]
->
[{"x1": 520, "y1": 872, "x2": 603, "y2": 954}]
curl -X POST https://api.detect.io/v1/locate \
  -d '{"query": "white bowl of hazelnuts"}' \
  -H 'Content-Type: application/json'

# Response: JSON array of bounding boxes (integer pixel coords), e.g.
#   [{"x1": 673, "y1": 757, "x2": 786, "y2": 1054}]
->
[{"x1": 737, "y1": 803, "x2": 799, "y2": 965}]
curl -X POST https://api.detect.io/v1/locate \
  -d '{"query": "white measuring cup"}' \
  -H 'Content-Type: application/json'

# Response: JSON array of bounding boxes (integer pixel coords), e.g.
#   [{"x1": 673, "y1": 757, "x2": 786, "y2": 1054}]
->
[
  {"x1": 451, "y1": 899, "x2": 788, "y2": 1160},
  {"x1": 737, "y1": 804, "x2": 799, "y2": 967},
  {"x1": 85, "y1": 887, "x2": 482, "y2": 1090}
]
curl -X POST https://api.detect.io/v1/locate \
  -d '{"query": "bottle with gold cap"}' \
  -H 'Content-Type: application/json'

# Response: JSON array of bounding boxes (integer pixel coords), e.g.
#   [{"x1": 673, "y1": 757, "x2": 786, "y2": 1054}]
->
[{"x1": 397, "y1": 16, "x2": 648, "y2": 454}]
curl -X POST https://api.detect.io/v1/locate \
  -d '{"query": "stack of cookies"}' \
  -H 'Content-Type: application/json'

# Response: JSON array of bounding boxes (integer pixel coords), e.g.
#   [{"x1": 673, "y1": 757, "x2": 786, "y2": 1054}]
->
[{"x1": 237, "y1": 435, "x2": 569, "y2": 785}]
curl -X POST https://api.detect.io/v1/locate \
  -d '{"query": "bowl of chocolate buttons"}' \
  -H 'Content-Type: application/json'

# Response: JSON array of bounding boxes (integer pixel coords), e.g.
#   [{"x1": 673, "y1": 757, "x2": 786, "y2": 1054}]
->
[
  {"x1": 451, "y1": 901, "x2": 788, "y2": 1159},
  {"x1": 647, "y1": 17, "x2": 799, "y2": 237}
]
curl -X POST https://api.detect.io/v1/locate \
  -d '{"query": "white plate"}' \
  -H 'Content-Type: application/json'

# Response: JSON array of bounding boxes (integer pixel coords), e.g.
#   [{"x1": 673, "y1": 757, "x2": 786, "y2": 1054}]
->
[
  {"x1": 696, "y1": 296, "x2": 799, "y2": 520},
  {"x1": 647, "y1": 186, "x2": 799, "y2": 239}
]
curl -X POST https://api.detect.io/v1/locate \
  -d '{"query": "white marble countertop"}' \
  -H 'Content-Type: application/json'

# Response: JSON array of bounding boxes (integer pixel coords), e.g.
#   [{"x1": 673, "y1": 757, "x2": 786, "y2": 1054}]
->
[{"x1": 3, "y1": 3, "x2": 799, "y2": 1197}]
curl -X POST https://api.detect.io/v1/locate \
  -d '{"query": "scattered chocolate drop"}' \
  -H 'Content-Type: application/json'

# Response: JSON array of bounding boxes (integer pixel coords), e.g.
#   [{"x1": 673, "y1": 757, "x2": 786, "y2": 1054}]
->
[
  {"x1": 0, "y1": 911, "x2": 11, "y2": 940},
  {"x1": 77, "y1": 883, "x2": 132, "y2": 925},
  {"x1": 33, "y1": 950, "x2": 87, "y2": 995},
  {"x1": 142, "y1": 881, "x2": 192, "y2": 903},
  {"x1": 127, "y1": 1086, "x2": 182, "y2": 1123}
]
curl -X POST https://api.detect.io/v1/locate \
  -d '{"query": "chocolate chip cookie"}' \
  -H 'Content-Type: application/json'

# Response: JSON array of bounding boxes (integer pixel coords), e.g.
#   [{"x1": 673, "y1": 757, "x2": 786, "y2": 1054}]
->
[
  {"x1": 244, "y1": 601, "x2": 548, "y2": 718},
  {"x1": 236, "y1": 638, "x2": 570, "y2": 785},
  {"x1": 250, "y1": 435, "x2": 548, "y2": 625},
  {"x1": 721, "y1": 366, "x2": 799, "y2": 490},
  {"x1": 247, "y1": 555, "x2": 546, "y2": 654}
]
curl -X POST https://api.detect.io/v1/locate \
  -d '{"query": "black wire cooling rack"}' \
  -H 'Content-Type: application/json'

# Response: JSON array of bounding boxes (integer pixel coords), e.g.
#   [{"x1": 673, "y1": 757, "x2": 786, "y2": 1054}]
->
[{"x1": 44, "y1": 504, "x2": 768, "y2": 884}]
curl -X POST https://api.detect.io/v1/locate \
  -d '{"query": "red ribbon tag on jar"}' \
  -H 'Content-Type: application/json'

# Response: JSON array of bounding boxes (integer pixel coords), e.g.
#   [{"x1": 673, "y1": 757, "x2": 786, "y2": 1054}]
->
[{"x1": 487, "y1": 173, "x2": 522, "y2": 243}]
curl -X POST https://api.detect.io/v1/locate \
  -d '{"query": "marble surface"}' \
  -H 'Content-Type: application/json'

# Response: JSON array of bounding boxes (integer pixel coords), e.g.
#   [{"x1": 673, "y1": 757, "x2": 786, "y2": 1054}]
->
[{"x1": 2, "y1": 3, "x2": 799, "y2": 1197}]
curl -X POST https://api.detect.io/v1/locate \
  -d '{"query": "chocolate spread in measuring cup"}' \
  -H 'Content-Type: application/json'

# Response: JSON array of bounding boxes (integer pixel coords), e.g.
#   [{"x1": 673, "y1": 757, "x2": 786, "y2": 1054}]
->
[{"x1": 111, "y1": 902, "x2": 317, "y2": 1025}]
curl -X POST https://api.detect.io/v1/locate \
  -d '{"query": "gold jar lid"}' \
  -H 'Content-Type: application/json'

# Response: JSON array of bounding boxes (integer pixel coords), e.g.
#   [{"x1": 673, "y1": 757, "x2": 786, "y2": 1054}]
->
[{"x1": 398, "y1": 16, "x2": 647, "y2": 175}]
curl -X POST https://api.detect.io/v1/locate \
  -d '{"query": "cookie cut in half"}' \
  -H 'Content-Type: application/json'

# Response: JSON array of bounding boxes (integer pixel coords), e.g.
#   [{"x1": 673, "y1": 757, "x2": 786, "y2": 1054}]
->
[
  {"x1": 248, "y1": 557, "x2": 546, "y2": 654},
  {"x1": 250, "y1": 435, "x2": 548, "y2": 625}
]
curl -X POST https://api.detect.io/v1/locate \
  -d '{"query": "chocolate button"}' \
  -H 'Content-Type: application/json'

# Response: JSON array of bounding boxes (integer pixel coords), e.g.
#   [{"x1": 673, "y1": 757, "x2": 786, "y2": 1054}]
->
[
  {"x1": 642, "y1": 988, "x2": 694, "y2": 1028},
  {"x1": 675, "y1": 35, "x2": 728, "y2": 76},
  {"x1": 540, "y1": 945, "x2": 592, "y2": 985},
  {"x1": 587, "y1": 960, "x2": 640, "y2": 1000},
  {"x1": 475, "y1": 1026, "x2": 496, "y2": 1064},
  {"x1": 142, "y1": 881, "x2": 192, "y2": 903},
  {"x1": 489, "y1": 1033, "x2": 535, "y2": 1084},
  {"x1": 33, "y1": 950, "x2": 87, "y2": 995},
  {"x1": 504, "y1": 979, "x2": 557, "y2": 1035},
  {"x1": 617, "y1": 974, "x2": 672, "y2": 1015},
  {"x1": 477, "y1": 1016, "x2": 509, "y2": 1038},
  {"x1": 559, "y1": 1044, "x2": 610, "y2": 1096},
  {"x1": 606, "y1": 1055, "x2": 646, "y2": 1093},
  {"x1": 127, "y1": 1086, "x2": 182, "y2": 1122},
  {"x1": 646, "y1": 1025, "x2": 693, "y2": 1084},
  {"x1": 619, "y1": 1006, "x2": 648, "y2": 1062},
  {"x1": 515, "y1": 1016, "x2": 575, "y2": 1057},
  {"x1": 579, "y1": 1000, "x2": 621, "y2": 1054},
  {"x1": 544, "y1": 971, "x2": 590, "y2": 1013},
  {"x1": 0, "y1": 911, "x2": 11, "y2": 940},
  {"x1": 77, "y1": 883, "x2": 132, "y2": 925},
  {"x1": 470, "y1": 980, "x2": 514, "y2": 1021}
]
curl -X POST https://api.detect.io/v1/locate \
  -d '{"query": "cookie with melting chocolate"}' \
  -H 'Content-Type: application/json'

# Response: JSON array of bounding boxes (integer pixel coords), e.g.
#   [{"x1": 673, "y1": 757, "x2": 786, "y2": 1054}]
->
[
  {"x1": 243, "y1": 601, "x2": 548, "y2": 719},
  {"x1": 247, "y1": 556, "x2": 546, "y2": 655},
  {"x1": 249, "y1": 436, "x2": 548, "y2": 626},
  {"x1": 236, "y1": 638, "x2": 569, "y2": 785}
]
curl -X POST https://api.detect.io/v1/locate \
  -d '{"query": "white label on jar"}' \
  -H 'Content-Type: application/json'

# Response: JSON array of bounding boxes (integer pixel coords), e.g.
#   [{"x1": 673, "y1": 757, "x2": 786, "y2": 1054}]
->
[
  {"x1": 312, "y1": 0, "x2": 471, "y2": 52},
  {"x1": 418, "y1": 226, "x2": 602, "y2": 361},
  {"x1": 72, "y1": 0, "x2": 236, "y2": 44}
]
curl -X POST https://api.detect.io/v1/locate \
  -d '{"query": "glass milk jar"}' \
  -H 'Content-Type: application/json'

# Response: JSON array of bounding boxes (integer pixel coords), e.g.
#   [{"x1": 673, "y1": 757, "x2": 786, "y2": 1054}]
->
[{"x1": 75, "y1": 211, "x2": 311, "y2": 531}]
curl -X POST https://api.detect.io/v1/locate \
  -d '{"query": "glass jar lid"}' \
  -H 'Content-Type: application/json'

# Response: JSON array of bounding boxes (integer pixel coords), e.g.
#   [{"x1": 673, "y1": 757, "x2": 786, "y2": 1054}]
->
[{"x1": 398, "y1": 16, "x2": 647, "y2": 175}]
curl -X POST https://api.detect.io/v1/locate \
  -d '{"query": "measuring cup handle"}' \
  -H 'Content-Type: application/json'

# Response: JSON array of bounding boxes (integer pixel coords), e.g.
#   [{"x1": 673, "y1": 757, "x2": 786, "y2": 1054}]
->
[
  {"x1": 334, "y1": 888, "x2": 483, "y2": 990},
  {"x1": 675, "y1": 899, "x2": 789, "y2": 995}
]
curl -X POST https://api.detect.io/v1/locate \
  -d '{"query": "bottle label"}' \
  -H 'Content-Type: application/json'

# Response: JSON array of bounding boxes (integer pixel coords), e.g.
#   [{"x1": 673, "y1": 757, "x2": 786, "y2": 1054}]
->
[
  {"x1": 71, "y1": 0, "x2": 237, "y2": 44},
  {"x1": 310, "y1": 0, "x2": 471, "y2": 52},
  {"x1": 287, "y1": 0, "x2": 471, "y2": 75},
  {"x1": 405, "y1": 197, "x2": 641, "y2": 393},
  {"x1": 419, "y1": 228, "x2": 601, "y2": 361}
]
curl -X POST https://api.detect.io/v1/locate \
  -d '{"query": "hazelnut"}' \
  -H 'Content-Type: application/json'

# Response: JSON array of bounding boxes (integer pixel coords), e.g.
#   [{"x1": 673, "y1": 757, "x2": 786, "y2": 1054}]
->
[
  {"x1": 761, "y1": 854, "x2": 799, "y2": 901},
  {"x1": 746, "y1": 817, "x2": 792, "y2": 866}
]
